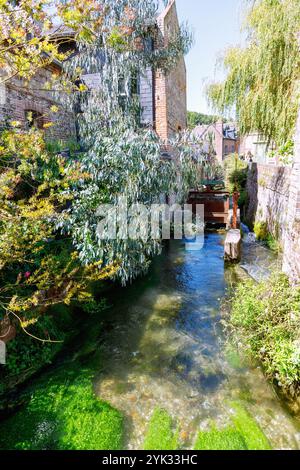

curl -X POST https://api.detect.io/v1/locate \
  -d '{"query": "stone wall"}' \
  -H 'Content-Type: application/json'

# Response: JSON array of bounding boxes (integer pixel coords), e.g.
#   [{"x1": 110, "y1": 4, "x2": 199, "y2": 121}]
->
[
  {"x1": 246, "y1": 109, "x2": 300, "y2": 283},
  {"x1": 0, "y1": 66, "x2": 76, "y2": 142},
  {"x1": 246, "y1": 163, "x2": 292, "y2": 241},
  {"x1": 282, "y1": 108, "x2": 300, "y2": 283}
]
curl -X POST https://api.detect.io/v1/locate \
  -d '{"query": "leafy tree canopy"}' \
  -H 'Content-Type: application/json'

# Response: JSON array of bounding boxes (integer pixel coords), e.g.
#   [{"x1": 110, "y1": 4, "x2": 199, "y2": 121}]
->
[
  {"x1": 207, "y1": 0, "x2": 300, "y2": 146},
  {"x1": 187, "y1": 111, "x2": 219, "y2": 128}
]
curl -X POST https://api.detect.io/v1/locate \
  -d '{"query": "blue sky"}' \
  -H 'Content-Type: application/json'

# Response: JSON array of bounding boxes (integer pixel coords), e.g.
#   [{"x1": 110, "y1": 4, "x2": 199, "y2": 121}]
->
[{"x1": 175, "y1": 0, "x2": 244, "y2": 114}]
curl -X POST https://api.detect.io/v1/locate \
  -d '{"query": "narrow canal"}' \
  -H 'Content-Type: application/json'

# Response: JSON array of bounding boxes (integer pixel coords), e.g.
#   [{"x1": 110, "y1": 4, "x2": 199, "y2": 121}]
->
[{"x1": 0, "y1": 232, "x2": 299, "y2": 449}]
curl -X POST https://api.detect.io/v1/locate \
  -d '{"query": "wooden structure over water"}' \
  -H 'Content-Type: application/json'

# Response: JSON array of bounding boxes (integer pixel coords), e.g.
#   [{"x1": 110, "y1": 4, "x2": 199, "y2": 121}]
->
[{"x1": 187, "y1": 187, "x2": 230, "y2": 226}]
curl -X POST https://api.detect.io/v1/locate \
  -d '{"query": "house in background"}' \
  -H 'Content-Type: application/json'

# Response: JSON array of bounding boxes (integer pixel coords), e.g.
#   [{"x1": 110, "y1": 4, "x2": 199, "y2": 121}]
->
[
  {"x1": 0, "y1": 0, "x2": 186, "y2": 146},
  {"x1": 239, "y1": 133, "x2": 274, "y2": 164},
  {"x1": 192, "y1": 120, "x2": 239, "y2": 164}
]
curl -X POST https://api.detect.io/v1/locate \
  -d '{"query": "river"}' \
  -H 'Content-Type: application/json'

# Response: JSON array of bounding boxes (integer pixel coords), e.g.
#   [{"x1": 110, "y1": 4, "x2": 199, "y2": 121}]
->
[{"x1": 0, "y1": 232, "x2": 299, "y2": 449}]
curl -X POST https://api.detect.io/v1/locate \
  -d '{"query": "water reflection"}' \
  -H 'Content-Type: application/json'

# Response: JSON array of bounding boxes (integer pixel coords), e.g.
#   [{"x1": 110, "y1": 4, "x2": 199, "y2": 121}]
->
[{"x1": 94, "y1": 233, "x2": 299, "y2": 449}]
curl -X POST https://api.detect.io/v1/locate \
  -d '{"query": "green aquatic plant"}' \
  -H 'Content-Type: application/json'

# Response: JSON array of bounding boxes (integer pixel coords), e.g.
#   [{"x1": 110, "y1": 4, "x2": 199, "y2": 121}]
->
[
  {"x1": 230, "y1": 402, "x2": 271, "y2": 450},
  {"x1": 0, "y1": 367, "x2": 123, "y2": 450},
  {"x1": 143, "y1": 408, "x2": 179, "y2": 450},
  {"x1": 194, "y1": 402, "x2": 271, "y2": 451},
  {"x1": 225, "y1": 343, "x2": 244, "y2": 370},
  {"x1": 194, "y1": 425, "x2": 247, "y2": 450}
]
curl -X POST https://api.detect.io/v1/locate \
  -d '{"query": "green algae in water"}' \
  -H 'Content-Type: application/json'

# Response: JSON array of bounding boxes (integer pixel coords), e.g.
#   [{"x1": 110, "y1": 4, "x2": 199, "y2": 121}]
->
[
  {"x1": 194, "y1": 403, "x2": 271, "y2": 451},
  {"x1": 225, "y1": 344, "x2": 244, "y2": 369},
  {"x1": 0, "y1": 367, "x2": 123, "y2": 450},
  {"x1": 194, "y1": 425, "x2": 247, "y2": 450},
  {"x1": 230, "y1": 402, "x2": 271, "y2": 450},
  {"x1": 143, "y1": 408, "x2": 179, "y2": 450}
]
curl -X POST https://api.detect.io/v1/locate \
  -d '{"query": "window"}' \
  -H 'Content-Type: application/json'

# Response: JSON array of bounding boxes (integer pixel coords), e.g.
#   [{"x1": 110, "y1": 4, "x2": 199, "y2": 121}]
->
[
  {"x1": 118, "y1": 76, "x2": 127, "y2": 110},
  {"x1": 224, "y1": 144, "x2": 228, "y2": 154},
  {"x1": 25, "y1": 110, "x2": 43, "y2": 129},
  {"x1": 118, "y1": 73, "x2": 141, "y2": 113},
  {"x1": 130, "y1": 72, "x2": 140, "y2": 97}
]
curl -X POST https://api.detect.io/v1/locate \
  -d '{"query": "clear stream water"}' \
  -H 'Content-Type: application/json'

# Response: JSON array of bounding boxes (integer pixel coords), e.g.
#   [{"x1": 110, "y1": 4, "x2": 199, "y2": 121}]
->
[{"x1": 1, "y1": 232, "x2": 300, "y2": 449}]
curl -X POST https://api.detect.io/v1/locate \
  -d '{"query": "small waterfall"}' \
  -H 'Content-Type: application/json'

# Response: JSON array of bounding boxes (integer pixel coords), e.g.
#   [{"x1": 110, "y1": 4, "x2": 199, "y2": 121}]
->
[
  {"x1": 241, "y1": 223, "x2": 257, "y2": 245},
  {"x1": 240, "y1": 223, "x2": 278, "y2": 281}
]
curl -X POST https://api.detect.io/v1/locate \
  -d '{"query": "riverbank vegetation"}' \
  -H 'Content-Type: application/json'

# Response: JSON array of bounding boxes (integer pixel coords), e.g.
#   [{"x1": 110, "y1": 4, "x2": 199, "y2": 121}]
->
[
  {"x1": 253, "y1": 222, "x2": 281, "y2": 253},
  {"x1": 229, "y1": 273, "x2": 300, "y2": 397},
  {"x1": 224, "y1": 154, "x2": 248, "y2": 212},
  {"x1": 0, "y1": 0, "x2": 198, "y2": 396}
]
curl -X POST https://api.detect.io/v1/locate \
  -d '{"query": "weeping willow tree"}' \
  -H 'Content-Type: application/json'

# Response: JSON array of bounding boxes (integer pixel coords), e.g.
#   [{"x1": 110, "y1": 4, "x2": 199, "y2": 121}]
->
[
  {"x1": 59, "y1": 0, "x2": 203, "y2": 284},
  {"x1": 208, "y1": 0, "x2": 300, "y2": 146}
]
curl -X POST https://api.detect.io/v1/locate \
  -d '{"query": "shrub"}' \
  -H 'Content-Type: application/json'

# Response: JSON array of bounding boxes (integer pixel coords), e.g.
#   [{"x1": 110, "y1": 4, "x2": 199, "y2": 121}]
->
[
  {"x1": 254, "y1": 222, "x2": 281, "y2": 252},
  {"x1": 230, "y1": 273, "x2": 300, "y2": 396},
  {"x1": 224, "y1": 154, "x2": 248, "y2": 195},
  {"x1": 254, "y1": 221, "x2": 269, "y2": 241}
]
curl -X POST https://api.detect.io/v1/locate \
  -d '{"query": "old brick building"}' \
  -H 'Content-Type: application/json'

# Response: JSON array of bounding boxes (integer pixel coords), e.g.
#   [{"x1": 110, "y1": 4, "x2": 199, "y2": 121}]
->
[
  {"x1": 192, "y1": 120, "x2": 239, "y2": 164},
  {"x1": 0, "y1": 0, "x2": 187, "y2": 146},
  {"x1": 130, "y1": 0, "x2": 187, "y2": 142},
  {"x1": 0, "y1": 63, "x2": 76, "y2": 141}
]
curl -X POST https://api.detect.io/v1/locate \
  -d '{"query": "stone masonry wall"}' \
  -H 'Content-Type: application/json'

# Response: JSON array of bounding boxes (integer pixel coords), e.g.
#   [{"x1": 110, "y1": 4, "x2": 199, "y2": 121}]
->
[
  {"x1": 0, "y1": 67, "x2": 76, "y2": 142},
  {"x1": 282, "y1": 108, "x2": 300, "y2": 283},
  {"x1": 246, "y1": 109, "x2": 300, "y2": 283},
  {"x1": 246, "y1": 163, "x2": 292, "y2": 242}
]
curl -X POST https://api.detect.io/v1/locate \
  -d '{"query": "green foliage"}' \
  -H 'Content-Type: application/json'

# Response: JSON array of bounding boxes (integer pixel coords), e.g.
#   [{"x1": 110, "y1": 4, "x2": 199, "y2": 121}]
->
[
  {"x1": 45, "y1": 139, "x2": 81, "y2": 155},
  {"x1": 0, "y1": 127, "x2": 118, "y2": 368},
  {"x1": 254, "y1": 222, "x2": 281, "y2": 252},
  {"x1": 230, "y1": 273, "x2": 300, "y2": 396},
  {"x1": 223, "y1": 153, "x2": 248, "y2": 215},
  {"x1": 143, "y1": 408, "x2": 179, "y2": 450},
  {"x1": 187, "y1": 111, "x2": 219, "y2": 128},
  {"x1": 254, "y1": 221, "x2": 269, "y2": 241},
  {"x1": 268, "y1": 140, "x2": 294, "y2": 166},
  {"x1": 0, "y1": 367, "x2": 123, "y2": 450},
  {"x1": 208, "y1": 0, "x2": 300, "y2": 147},
  {"x1": 81, "y1": 299, "x2": 109, "y2": 315},
  {"x1": 224, "y1": 154, "x2": 248, "y2": 195},
  {"x1": 3, "y1": 316, "x2": 63, "y2": 378},
  {"x1": 265, "y1": 235, "x2": 281, "y2": 253}
]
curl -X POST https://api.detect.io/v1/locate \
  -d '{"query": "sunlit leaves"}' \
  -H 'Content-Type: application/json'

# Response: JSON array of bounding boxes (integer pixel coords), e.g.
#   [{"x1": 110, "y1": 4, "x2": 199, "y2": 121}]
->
[{"x1": 208, "y1": 0, "x2": 300, "y2": 146}]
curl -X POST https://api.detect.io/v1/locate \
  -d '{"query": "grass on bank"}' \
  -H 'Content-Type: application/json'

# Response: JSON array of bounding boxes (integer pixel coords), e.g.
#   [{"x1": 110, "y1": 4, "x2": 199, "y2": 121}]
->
[
  {"x1": 230, "y1": 273, "x2": 300, "y2": 396},
  {"x1": 0, "y1": 366, "x2": 123, "y2": 450}
]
